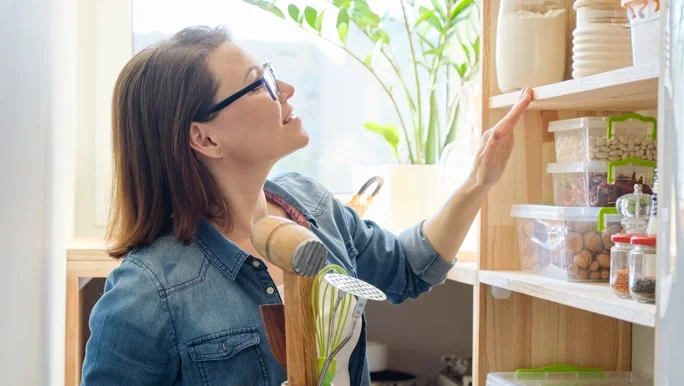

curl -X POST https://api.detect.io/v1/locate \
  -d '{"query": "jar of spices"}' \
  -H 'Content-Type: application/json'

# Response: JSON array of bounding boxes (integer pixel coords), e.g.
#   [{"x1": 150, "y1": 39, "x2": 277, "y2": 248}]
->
[
  {"x1": 629, "y1": 235, "x2": 657, "y2": 303},
  {"x1": 610, "y1": 233, "x2": 637, "y2": 298}
]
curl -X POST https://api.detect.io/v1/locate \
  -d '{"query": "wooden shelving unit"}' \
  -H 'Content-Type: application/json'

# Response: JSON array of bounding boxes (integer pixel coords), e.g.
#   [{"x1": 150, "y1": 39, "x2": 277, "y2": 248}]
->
[
  {"x1": 473, "y1": 0, "x2": 656, "y2": 384},
  {"x1": 448, "y1": 261, "x2": 478, "y2": 286},
  {"x1": 489, "y1": 64, "x2": 659, "y2": 112},
  {"x1": 479, "y1": 271, "x2": 656, "y2": 327}
]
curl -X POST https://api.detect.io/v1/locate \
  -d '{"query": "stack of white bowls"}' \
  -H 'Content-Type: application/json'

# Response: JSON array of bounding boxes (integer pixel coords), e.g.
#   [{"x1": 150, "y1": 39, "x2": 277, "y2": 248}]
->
[{"x1": 572, "y1": 0, "x2": 633, "y2": 78}]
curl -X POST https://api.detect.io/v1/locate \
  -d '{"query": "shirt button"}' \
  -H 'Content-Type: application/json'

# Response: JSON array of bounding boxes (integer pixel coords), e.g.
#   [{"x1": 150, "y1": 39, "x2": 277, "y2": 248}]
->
[
  {"x1": 252, "y1": 260, "x2": 261, "y2": 268},
  {"x1": 266, "y1": 287, "x2": 275, "y2": 295}
]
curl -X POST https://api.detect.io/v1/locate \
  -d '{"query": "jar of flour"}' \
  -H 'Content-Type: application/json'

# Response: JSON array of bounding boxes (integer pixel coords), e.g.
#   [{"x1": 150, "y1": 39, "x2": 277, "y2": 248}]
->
[{"x1": 496, "y1": 0, "x2": 567, "y2": 93}]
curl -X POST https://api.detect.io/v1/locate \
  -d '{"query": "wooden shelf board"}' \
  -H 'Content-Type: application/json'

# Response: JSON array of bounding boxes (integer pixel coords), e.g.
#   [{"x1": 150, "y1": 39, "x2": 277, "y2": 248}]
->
[
  {"x1": 489, "y1": 64, "x2": 658, "y2": 111},
  {"x1": 447, "y1": 261, "x2": 478, "y2": 285},
  {"x1": 479, "y1": 270, "x2": 655, "y2": 327}
]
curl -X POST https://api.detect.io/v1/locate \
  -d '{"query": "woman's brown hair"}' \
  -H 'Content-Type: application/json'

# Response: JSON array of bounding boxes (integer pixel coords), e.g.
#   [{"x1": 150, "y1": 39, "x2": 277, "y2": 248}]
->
[{"x1": 107, "y1": 26, "x2": 231, "y2": 258}]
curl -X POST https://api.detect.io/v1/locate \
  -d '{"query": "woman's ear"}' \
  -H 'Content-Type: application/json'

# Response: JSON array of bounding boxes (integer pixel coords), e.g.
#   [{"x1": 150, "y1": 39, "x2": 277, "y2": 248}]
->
[{"x1": 189, "y1": 122, "x2": 223, "y2": 159}]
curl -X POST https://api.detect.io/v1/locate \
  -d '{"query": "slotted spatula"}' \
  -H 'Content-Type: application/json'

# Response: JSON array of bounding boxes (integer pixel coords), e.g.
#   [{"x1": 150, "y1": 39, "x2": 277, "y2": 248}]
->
[{"x1": 259, "y1": 304, "x2": 287, "y2": 370}]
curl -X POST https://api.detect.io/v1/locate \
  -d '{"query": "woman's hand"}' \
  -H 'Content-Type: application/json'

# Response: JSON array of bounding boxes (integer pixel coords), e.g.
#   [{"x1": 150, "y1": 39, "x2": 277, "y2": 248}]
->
[
  {"x1": 470, "y1": 88, "x2": 533, "y2": 187},
  {"x1": 422, "y1": 88, "x2": 533, "y2": 263}
]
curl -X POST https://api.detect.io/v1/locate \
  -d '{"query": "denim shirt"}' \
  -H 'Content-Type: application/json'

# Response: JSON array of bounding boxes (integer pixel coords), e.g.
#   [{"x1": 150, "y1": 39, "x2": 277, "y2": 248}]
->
[{"x1": 81, "y1": 172, "x2": 455, "y2": 386}]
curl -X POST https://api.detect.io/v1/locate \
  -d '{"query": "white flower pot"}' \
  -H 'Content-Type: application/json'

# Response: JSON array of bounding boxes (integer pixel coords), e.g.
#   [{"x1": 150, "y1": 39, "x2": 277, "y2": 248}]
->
[{"x1": 352, "y1": 164, "x2": 444, "y2": 235}]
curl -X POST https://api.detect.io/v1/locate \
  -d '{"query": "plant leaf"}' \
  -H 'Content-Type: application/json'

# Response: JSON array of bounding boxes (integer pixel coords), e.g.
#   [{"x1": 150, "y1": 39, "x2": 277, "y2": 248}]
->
[
  {"x1": 363, "y1": 122, "x2": 400, "y2": 160},
  {"x1": 449, "y1": 0, "x2": 474, "y2": 23},
  {"x1": 415, "y1": 9, "x2": 436, "y2": 27},
  {"x1": 423, "y1": 48, "x2": 443, "y2": 56},
  {"x1": 430, "y1": 0, "x2": 447, "y2": 19},
  {"x1": 268, "y1": 4, "x2": 285, "y2": 19},
  {"x1": 364, "y1": 53, "x2": 373, "y2": 66},
  {"x1": 425, "y1": 13, "x2": 444, "y2": 32},
  {"x1": 370, "y1": 27, "x2": 390, "y2": 44},
  {"x1": 457, "y1": 62, "x2": 468, "y2": 78},
  {"x1": 473, "y1": 36, "x2": 480, "y2": 57},
  {"x1": 443, "y1": 103, "x2": 460, "y2": 151},
  {"x1": 336, "y1": 10, "x2": 350, "y2": 42},
  {"x1": 288, "y1": 4, "x2": 301, "y2": 24},
  {"x1": 337, "y1": 23, "x2": 349, "y2": 43},
  {"x1": 304, "y1": 6, "x2": 318, "y2": 30},
  {"x1": 333, "y1": 0, "x2": 352, "y2": 8},
  {"x1": 461, "y1": 41, "x2": 472, "y2": 64},
  {"x1": 315, "y1": 10, "x2": 325, "y2": 32}
]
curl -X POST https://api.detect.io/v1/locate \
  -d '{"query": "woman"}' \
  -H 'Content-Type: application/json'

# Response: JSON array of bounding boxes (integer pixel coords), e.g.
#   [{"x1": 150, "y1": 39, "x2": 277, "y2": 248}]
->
[{"x1": 81, "y1": 25, "x2": 532, "y2": 386}]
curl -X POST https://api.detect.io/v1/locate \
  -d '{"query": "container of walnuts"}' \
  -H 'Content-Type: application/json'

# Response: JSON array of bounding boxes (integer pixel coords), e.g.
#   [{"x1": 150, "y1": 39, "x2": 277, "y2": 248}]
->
[{"x1": 511, "y1": 205, "x2": 624, "y2": 282}]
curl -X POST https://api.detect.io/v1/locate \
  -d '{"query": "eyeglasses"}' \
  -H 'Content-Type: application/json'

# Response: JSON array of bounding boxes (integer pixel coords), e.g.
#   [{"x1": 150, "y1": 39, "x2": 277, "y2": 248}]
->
[{"x1": 200, "y1": 62, "x2": 279, "y2": 121}]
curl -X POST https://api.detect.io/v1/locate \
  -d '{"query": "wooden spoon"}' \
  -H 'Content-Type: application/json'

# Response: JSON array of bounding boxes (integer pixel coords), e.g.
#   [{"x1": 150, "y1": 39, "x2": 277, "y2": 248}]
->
[{"x1": 260, "y1": 304, "x2": 287, "y2": 371}]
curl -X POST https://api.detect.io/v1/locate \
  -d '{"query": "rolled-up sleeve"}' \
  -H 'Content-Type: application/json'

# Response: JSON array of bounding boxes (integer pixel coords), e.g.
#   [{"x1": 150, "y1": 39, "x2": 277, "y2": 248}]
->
[{"x1": 343, "y1": 205, "x2": 456, "y2": 304}]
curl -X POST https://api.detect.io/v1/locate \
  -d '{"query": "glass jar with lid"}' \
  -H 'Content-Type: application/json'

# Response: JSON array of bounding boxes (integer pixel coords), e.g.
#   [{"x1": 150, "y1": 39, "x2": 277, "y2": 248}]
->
[
  {"x1": 610, "y1": 233, "x2": 638, "y2": 298},
  {"x1": 616, "y1": 184, "x2": 652, "y2": 234},
  {"x1": 629, "y1": 235, "x2": 657, "y2": 303},
  {"x1": 572, "y1": 0, "x2": 633, "y2": 78},
  {"x1": 496, "y1": 0, "x2": 567, "y2": 92}
]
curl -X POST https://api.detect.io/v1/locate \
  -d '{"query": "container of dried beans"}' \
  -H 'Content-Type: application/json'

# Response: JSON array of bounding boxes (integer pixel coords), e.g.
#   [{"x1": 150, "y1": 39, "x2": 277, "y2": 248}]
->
[
  {"x1": 547, "y1": 159, "x2": 655, "y2": 207},
  {"x1": 511, "y1": 205, "x2": 624, "y2": 282}
]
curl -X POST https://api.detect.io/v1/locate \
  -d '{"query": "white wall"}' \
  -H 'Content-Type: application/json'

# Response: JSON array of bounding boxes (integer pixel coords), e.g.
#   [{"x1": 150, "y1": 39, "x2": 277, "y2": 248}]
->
[
  {"x1": 366, "y1": 281, "x2": 474, "y2": 384},
  {"x1": 0, "y1": 0, "x2": 77, "y2": 384}
]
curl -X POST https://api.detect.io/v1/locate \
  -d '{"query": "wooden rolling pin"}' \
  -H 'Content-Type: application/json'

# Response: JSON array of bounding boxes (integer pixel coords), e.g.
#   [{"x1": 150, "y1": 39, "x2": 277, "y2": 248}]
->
[{"x1": 251, "y1": 216, "x2": 328, "y2": 386}]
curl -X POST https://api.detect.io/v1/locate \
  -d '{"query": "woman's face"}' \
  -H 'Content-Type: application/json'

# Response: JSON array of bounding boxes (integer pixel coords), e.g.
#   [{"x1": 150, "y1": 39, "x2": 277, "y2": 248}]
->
[{"x1": 192, "y1": 41, "x2": 309, "y2": 166}]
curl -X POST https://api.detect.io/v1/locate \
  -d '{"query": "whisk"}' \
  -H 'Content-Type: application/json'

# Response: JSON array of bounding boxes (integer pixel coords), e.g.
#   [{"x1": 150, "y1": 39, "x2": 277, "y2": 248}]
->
[
  {"x1": 312, "y1": 265, "x2": 352, "y2": 386},
  {"x1": 316, "y1": 273, "x2": 387, "y2": 386}
]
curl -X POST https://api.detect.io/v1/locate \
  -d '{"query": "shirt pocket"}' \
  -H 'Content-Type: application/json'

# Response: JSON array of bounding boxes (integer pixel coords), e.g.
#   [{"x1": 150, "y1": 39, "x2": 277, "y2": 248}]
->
[{"x1": 187, "y1": 327, "x2": 268, "y2": 386}]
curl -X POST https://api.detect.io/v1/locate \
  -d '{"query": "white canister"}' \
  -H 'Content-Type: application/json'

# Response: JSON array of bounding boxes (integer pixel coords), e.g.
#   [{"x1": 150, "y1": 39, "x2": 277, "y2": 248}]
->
[
  {"x1": 496, "y1": 0, "x2": 567, "y2": 92},
  {"x1": 622, "y1": 0, "x2": 661, "y2": 66},
  {"x1": 572, "y1": 2, "x2": 633, "y2": 78}
]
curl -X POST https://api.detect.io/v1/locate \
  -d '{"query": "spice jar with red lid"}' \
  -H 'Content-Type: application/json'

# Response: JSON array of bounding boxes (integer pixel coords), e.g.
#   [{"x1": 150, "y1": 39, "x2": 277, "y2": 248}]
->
[
  {"x1": 610, "y1": 233, "x2": 639, "y2": 298},
  {"x1": 629, "y1": 235, "x2": 657, "y2": 303}
]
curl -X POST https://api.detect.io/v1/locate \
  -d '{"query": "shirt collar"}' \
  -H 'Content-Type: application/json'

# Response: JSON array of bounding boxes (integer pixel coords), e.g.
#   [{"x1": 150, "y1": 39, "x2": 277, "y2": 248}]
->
[{"x1": 194, "y1": 178, "x2": 318, "y2": 280}]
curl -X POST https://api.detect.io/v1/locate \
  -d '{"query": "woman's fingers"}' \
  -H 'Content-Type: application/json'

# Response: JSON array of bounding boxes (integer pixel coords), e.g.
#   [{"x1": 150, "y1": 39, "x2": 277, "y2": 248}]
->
[{"x1": 493, "y1": 88, "x2": 533, "y2": 138}]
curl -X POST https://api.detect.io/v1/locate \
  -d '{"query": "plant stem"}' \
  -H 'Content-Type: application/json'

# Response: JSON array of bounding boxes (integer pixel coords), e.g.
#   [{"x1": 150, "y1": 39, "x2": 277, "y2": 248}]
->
[
  {"x1": 300, "y1": 29, "x2": 415, "y2": 163},
  {"x1": 400, "y1": 1, "x2": 423, "y2": 164},
  {"x1": 381, "y1": 48, "x2": 418, "y2": 132},
  {"x1": 351, "y1": 22, "x2": 419, "y2": 138},
  {"x1": 427, "y1": 21, "x2": 449, "y2": 158}
]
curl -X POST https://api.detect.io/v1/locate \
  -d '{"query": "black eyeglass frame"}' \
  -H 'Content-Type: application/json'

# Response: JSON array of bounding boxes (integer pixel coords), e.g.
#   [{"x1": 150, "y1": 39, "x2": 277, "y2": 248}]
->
[{"x1": 199, "y1": 62, "x2": 279, "y2": 121}]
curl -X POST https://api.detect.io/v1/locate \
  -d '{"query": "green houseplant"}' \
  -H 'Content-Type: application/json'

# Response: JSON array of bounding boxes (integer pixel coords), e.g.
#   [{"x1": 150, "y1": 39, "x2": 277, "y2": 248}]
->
[{"x1": 242, "y1": 0, "x2": 481, "y2": 165}]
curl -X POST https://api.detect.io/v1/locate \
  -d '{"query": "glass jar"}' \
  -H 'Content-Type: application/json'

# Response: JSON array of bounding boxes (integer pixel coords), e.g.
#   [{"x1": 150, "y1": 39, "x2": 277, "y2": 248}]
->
[
  {"x1": 496, "y1": 0, "x2": 567, "y2": 92},
  {"x1": 610, "y1": 233, "x2": 637, "y2": 298},
  {"x1": 629, "y1": 235, "x2": 657, "y2": 303},
  {"x1": 616, "y1": 184, "x2": 652, "y2": 234}
]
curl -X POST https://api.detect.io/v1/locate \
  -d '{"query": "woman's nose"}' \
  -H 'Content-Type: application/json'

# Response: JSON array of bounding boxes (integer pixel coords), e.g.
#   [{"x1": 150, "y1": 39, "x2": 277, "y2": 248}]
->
[{"x1": 277, "y1": 80, "x2": 295, "y2": 102}]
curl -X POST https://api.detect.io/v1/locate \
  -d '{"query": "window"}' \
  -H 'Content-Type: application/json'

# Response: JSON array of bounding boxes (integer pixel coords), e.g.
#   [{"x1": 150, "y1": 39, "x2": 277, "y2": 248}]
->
[{"x1": 133, "y1": 0, "x2": 404, "y2": 193}]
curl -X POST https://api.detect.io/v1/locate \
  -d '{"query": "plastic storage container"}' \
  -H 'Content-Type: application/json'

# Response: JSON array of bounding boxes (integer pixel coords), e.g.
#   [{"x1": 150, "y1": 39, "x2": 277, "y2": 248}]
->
[
  {"x1": 496, "y1": 0, "x2": 567, "y2": 92},
  {"x1": 629, "y1": 235, "x2": 657, "y2": 303},
  {"x1": 572, "y1": 1, "x2": 633, "y2": 78},
  {"x1": 511, "y1": 205, "x2": 623, "y2": 282},
  {"x1": 549, "y1": 113, "x2": 658, "y2": 163},
  {"x1": 610, "y1": 233, "x2": 637, "y2": 298},
  {"x1": 547, "y1": 160, "x2": 655, "y2": 207},
  {"x1": 487, "y1": 369, "x2": 650, "y2": 385},
  {"x1": 622, "y1": 0, "x2": 661, "y2": 66}
]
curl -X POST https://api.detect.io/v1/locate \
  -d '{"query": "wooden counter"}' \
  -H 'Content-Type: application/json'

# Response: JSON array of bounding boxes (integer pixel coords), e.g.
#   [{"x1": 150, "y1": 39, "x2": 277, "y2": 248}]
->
[{"x1": 65, "y1": 238, "x2": 119, "y2": 386}]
